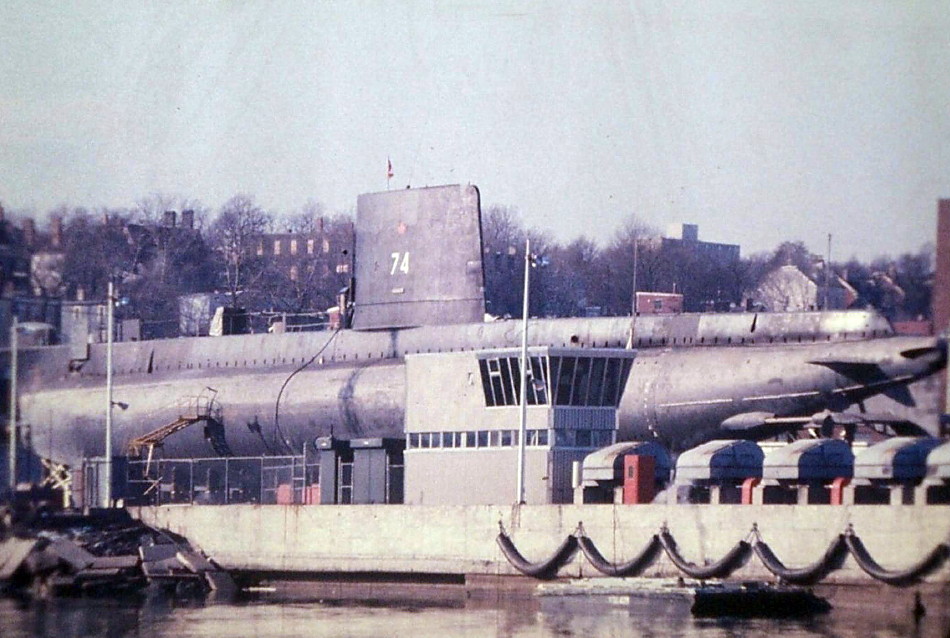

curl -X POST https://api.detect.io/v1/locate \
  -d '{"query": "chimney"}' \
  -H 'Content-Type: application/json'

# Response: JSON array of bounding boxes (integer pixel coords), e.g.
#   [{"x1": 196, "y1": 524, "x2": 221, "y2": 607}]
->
[
  {"x1": 51, "y1": 216, "x2": 63, "y2": 249},
  {"x1": 22, "y1": 218, "x2": 36, "y2": 247},
  {"x1": 163, "y1": 210, "x2": 177, "y2": 227},
  {"x1": 317, "y1": 217, "x2": 325, "y2": 233},
  {"x1": 181, "y1": 209, "x2": 194, "y2": 229}
]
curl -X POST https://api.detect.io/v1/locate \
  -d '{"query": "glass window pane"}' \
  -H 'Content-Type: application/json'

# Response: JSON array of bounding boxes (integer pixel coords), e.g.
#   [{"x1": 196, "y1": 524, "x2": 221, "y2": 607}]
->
[
  {"x1": 555, "y1": 357, "x2": 576, "y2": 405},
  {"x1": 576, "y1": 429, "x2": 592, "y2": 447},
  {"x1": 603, "y1": 358, "x2": 621, "y2": 407},
  {"x1": 555, "y1": 430, "x2": 574, "y2": 447},
  {"x1": 409, "y1": 433, "x2": 420, "y2": 449},
  {"x1": 588, "y1": 357, "x2": 606, "y2": 406},
  {"x1": 572, "y1": 358, "x2": 591, "y2": 406},
  {"x1": 529, "y1": 356, "x2": 548, "y2": 405},
  {"x1": 478, "y1": 359, "x2": 495, "y2": 406},
  {"x1": 593, "y1": 430, "x2": 614, "y2": 447},
  {"x1": 501, "y1": 430, "x2": 513, "y2": 447},
  {"x1": 477, "y1": 431, "x2": 489, "y2": 447},
  {"x1": 490, "y1": 371, "x2": 506, "y2": 406},
  {"x1": 538, "y1": 430, "x2": 549, "y2": 446},
  {"x1": 442, "y1": 432, "x2": 454, "y2": 448},
  {"x1": 507, "y1": 357, "x2": 521, "y2": 405}
]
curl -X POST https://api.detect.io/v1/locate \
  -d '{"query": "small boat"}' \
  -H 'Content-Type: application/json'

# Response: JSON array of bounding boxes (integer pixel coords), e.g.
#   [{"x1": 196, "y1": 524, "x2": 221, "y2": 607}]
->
[{"x1": 691, "y1": 582, "x2": 831, "y2": 618}]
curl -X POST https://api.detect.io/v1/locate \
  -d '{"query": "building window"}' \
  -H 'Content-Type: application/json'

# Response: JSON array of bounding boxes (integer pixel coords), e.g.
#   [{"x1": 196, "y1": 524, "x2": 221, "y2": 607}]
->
[
  {"x1": 322, "y1": 238, "x2": 330, "y2": 253},
  {"x1": 307, "y1": 239, "x2": 315, "y2": 254},
  {"x1": 527, "y1": 429, "x2": 549, "y2": 447},
  {"x1": 575, "y1": 429, "x2": 592, "y2": 447},
  {"x1": 478, "y1": 355, "x2": 550, "y2": 407},
  {"x1": 289, "y1": 265, "x2": 299, "y2": 282},
  {"x1": 290, "y1": 239, "x2": 298, "y2": 255},
  {"x1": 256, "y1": 241, "x2": 264, "y2": 256},
  {"x1": 274, "y1": 239, "x2": 282, "y2": 255}
]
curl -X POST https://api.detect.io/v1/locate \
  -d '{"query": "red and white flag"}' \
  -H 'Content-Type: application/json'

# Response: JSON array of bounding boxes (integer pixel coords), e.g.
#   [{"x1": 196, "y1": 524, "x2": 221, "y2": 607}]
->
[{"x1": 387, "y1": 157, "x2": 394, "y2": 179}]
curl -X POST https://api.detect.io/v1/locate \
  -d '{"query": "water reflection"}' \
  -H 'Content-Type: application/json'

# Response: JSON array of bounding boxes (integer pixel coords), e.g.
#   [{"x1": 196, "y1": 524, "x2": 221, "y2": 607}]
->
[{"x1": 0, "y1": 595, "x2": 945, "y2": 638}]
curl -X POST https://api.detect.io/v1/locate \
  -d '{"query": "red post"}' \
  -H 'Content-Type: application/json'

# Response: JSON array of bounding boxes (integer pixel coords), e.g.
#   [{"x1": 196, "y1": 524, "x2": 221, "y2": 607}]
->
[
  {"x1": 623, "y1": 455, "x2": 656, "y2": 504},
  {"x1": 276, "y1": 483, "x2": 294, "y2": 505},
  {"x1": 741, "y1": 477, "x2": 761, "y2": 504},
  {"x1": 305, "y1": 484, "x2": 321, "y2": 505},
  {"x1": 830, "y1": 477, "x2": 851, "y2": 505}
]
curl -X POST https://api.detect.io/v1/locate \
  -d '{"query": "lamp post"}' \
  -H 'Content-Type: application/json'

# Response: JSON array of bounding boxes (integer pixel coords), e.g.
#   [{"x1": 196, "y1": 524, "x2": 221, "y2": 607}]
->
[
  {"x1": 104, "y1": 281, "x2": 115, "y2": 507},
  {"x1": 7, "y1": 316, "x2": 17, "y2": 493},
  {"x1": 516, "y1": 239, "x2": 531, "y2": 505}
]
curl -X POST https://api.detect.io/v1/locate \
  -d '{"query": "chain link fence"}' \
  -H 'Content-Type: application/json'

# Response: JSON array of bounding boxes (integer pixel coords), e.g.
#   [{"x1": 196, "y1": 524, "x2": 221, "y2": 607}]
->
[{"x1": 124, "y1": 455, "x2": 319, "y2": 506}]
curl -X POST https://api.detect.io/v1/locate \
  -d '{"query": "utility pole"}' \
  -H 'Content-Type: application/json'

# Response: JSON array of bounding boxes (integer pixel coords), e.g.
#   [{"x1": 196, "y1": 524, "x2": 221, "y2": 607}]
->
[
  {"x1": 104, "y1": 281, "x2": 115, "y2": 507},
  {"x1": 631, "y1": 238, "x2": 639, "y2": 316},
  {"x1": 825, "y1": 233, "x2": 832, "y2": 310},
  {"x1": 7, "y1": 316, "x2": 17, "y2": 493},
  {"x1": 629, "y1": 238, "x2": 639, "y2": 348},
  {"x1": 516, "y1": 238, "x2": 531, "y2": 505}
]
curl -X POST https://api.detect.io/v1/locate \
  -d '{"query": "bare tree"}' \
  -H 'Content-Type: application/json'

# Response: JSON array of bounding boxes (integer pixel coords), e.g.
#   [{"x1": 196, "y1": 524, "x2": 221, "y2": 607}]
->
[
  {"x1": 208, "y1": 195, "x2": 272, "y2": 308},
  {"x1": 481, "y1": 205, "x2": 527, "y2": 317},
  {"x1": 132, "y1": 193, "x2": 210, "y2": 229},
  {"x1": 600, "y1": 214, "x2": 658, "y2": 315},
  {"x1": 284, "y1": 199, "x2": 326, "y2": 233},
  {"x1": 59, "y1": 206, "x2": 134, "y2": 300}
]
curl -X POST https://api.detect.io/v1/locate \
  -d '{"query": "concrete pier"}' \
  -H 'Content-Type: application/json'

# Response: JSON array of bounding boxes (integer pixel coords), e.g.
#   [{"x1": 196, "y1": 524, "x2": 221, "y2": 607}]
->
[{"x1": 135, "y1": 503, "x2": 949, "y2": 586}]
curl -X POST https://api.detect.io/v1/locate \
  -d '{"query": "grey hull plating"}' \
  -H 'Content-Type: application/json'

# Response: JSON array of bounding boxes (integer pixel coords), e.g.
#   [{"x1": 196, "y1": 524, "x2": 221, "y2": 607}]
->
[{"x1": 9, "y1": 310, "x2": 943, "y2": 466}]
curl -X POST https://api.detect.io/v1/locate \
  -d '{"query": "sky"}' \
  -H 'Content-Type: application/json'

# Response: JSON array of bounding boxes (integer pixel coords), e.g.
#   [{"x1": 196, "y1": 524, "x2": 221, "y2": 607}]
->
[{"x1": 1, "y1": 1, "x2": 948, "y2": 261}]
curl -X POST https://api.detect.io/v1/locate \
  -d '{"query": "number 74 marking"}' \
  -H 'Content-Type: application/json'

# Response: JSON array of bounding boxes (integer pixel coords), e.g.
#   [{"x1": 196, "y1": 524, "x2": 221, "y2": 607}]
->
[{"x1": 390, "y1": 251, "x2": 410, "y2": 275}]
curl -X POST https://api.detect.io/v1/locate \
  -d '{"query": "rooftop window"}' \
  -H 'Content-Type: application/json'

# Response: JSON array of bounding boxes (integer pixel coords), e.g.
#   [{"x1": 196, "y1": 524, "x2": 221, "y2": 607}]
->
[{"x1": 477, "y1": 354, "x2": 632, "y2": 408}]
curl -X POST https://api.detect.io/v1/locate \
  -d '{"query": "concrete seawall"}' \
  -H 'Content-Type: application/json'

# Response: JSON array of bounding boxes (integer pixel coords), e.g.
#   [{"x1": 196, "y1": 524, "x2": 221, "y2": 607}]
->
[{"x1": 136, "y1": 503, "x2": 950, "y2": 586}]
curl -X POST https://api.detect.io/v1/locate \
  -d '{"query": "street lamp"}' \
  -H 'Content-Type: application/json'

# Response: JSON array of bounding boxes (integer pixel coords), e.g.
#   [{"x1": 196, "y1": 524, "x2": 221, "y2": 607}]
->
[{"x1": 104, "y1": 280, "x2": 115, "y2": 507}]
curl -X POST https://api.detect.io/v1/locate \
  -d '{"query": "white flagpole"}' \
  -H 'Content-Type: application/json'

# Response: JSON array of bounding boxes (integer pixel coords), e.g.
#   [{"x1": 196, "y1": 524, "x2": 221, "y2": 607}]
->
[{"x1": 516, "y1": 238, "x2": 530, "y2": 504}]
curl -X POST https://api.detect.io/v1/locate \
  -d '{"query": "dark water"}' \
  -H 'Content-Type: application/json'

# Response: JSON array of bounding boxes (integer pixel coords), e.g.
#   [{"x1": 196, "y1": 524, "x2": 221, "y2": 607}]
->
[{"x1": 1, "y1": 595, "x2": 945, "y2": 638}]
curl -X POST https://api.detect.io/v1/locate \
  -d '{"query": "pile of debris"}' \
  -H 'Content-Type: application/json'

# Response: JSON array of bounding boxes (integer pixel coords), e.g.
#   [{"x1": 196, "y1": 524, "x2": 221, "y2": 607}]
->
[{"x1": 0, "y1": 507, "x2": 235, "y2": 600}]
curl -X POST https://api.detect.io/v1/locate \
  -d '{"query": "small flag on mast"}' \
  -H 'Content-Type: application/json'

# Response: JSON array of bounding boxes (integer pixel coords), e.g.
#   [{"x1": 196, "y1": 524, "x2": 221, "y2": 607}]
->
[{"x1": 387, "y1": 158, "x2": 394, "y2": 179}]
